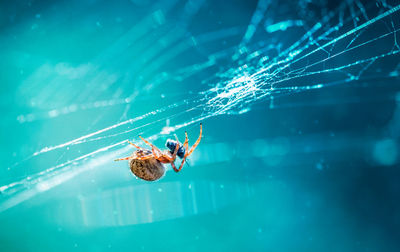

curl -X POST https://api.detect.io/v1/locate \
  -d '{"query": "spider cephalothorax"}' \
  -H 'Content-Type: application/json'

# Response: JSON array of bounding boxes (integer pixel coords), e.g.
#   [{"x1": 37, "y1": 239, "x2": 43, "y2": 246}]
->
[
  {"x1": 115, "y1": 124, "x2": 202, "y2": 181},
  {"x1": 166, "y1": 139, "x2": 185, "y2": 159}
]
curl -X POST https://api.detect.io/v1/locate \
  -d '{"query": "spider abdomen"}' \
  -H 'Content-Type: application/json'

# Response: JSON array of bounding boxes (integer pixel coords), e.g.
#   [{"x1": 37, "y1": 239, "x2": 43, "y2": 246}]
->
[{"x1": 129, "y1": 156, "x2": 165, "y2": 181}]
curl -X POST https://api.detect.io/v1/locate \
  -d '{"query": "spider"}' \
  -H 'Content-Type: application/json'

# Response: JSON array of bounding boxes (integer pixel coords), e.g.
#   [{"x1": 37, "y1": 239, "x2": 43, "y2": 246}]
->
[{"x1": 114, "y1": 123, "x2": 202, "y2": 181}]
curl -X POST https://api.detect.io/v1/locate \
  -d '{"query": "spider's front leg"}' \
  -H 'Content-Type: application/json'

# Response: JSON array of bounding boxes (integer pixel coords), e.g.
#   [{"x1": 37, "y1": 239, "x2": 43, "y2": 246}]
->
[
  {"x1": 187, "y1": 123, "x2": 202, "y2": 157},
  {"x1": 177, "y1": 123, "x2": 202, "y2": 172},
  {"x1": 183, "y1": 131, "x2": 189, "y2": 153},
  {"x1": 175, "y1": 132, "x2": 189, "y2": 172}
]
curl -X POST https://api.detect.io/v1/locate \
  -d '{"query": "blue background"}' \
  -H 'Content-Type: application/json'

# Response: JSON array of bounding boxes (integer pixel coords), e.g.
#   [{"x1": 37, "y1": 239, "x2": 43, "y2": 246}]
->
[{"x1": 1, "y1": 0, "x2": 400, "y2": 251}]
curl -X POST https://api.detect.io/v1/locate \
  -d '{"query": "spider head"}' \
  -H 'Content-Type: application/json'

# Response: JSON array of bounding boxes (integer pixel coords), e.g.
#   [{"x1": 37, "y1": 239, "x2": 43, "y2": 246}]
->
[{"x1": 166, "y1": 139, "x2": 185, "y2": 159}]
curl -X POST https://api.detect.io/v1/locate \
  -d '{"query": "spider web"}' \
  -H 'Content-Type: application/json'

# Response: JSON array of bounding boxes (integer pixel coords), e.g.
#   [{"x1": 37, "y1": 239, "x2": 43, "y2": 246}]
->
[{"x1": 1, "y1": 0, "x2": 400, "y2": 213}]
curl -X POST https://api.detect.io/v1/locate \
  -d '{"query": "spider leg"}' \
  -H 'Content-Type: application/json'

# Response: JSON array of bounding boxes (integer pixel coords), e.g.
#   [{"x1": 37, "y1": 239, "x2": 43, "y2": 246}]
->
[
  {"x1": 152, "y1": 149, "x2": 161, "y2": 160},
  {"x1": 176, "y1": 124, "x2": 202, "y2": 172},
  {"x1": 153, "y1": 135, "x2": 180, "y2": 164},
  {"x1": 114, "y1": 153, "x2": 154, "y2": 161},
  {"x1": 174, "y1": 131, "x2": 189, "y2": 172},
  {"x1": 171, "y1": 162, "x2": 179, "y2": 172},
  {"x1": 135, "y1": 154, "x2": 155, "y2": 160},
  {"x1": 127, "y1": 140, "x2": 141, "y2": 149},
  {"x1": 177, "y1": 157, "x2": 186, "y2": 172},
  {"x1": 183, "y1": 131, "x2": 189, "y2": 153},
  {"x1": 115, "y1": 140, "x2": 152, "y2": 161},
  {"x1": 139, "y1": 135, "x2": 162, "y2": 157},
  {"x1": 186, "y1": 123, "x2": 202, "y2": 157},
  {"x1": 114, "y1": 156, "x2": 132, "y2": 161}
]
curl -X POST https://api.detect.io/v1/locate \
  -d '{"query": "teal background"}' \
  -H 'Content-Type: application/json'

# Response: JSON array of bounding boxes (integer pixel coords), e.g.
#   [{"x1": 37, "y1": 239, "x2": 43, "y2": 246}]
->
[{"x1": 1, "y1": 0, "x2": 400, "y2": 251}]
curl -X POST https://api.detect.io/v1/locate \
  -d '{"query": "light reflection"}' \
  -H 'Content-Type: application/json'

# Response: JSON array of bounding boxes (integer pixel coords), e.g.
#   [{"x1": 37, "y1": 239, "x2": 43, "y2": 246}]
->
[
  {"x1": 57, "y1": 180, "x2": 253, "y2": 227},
  {"x1": 373, "y1": 139, "x2": 397, "y2": 166}
]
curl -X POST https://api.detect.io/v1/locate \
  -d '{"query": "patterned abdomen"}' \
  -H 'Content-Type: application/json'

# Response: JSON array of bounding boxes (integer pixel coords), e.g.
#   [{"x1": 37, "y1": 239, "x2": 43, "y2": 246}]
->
[{"x1": 129, "y1": 157, "x2": 165, "y2": 181}]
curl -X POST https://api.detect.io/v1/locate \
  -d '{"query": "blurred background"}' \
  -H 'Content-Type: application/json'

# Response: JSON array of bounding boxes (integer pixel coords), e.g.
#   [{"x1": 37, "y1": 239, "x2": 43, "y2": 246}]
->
[{"x1": 1, "y1": 0, "x2": 400, "y2": 251}]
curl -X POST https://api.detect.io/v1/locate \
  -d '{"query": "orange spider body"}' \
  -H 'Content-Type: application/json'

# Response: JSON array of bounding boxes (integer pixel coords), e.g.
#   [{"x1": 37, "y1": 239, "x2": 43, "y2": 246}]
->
[
  {"x1": 128, "y1": 149, "x2": 165, "y2": 181},
  {"x1": 115, "y1": 124, "x2": 202, "y2": 181}
]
